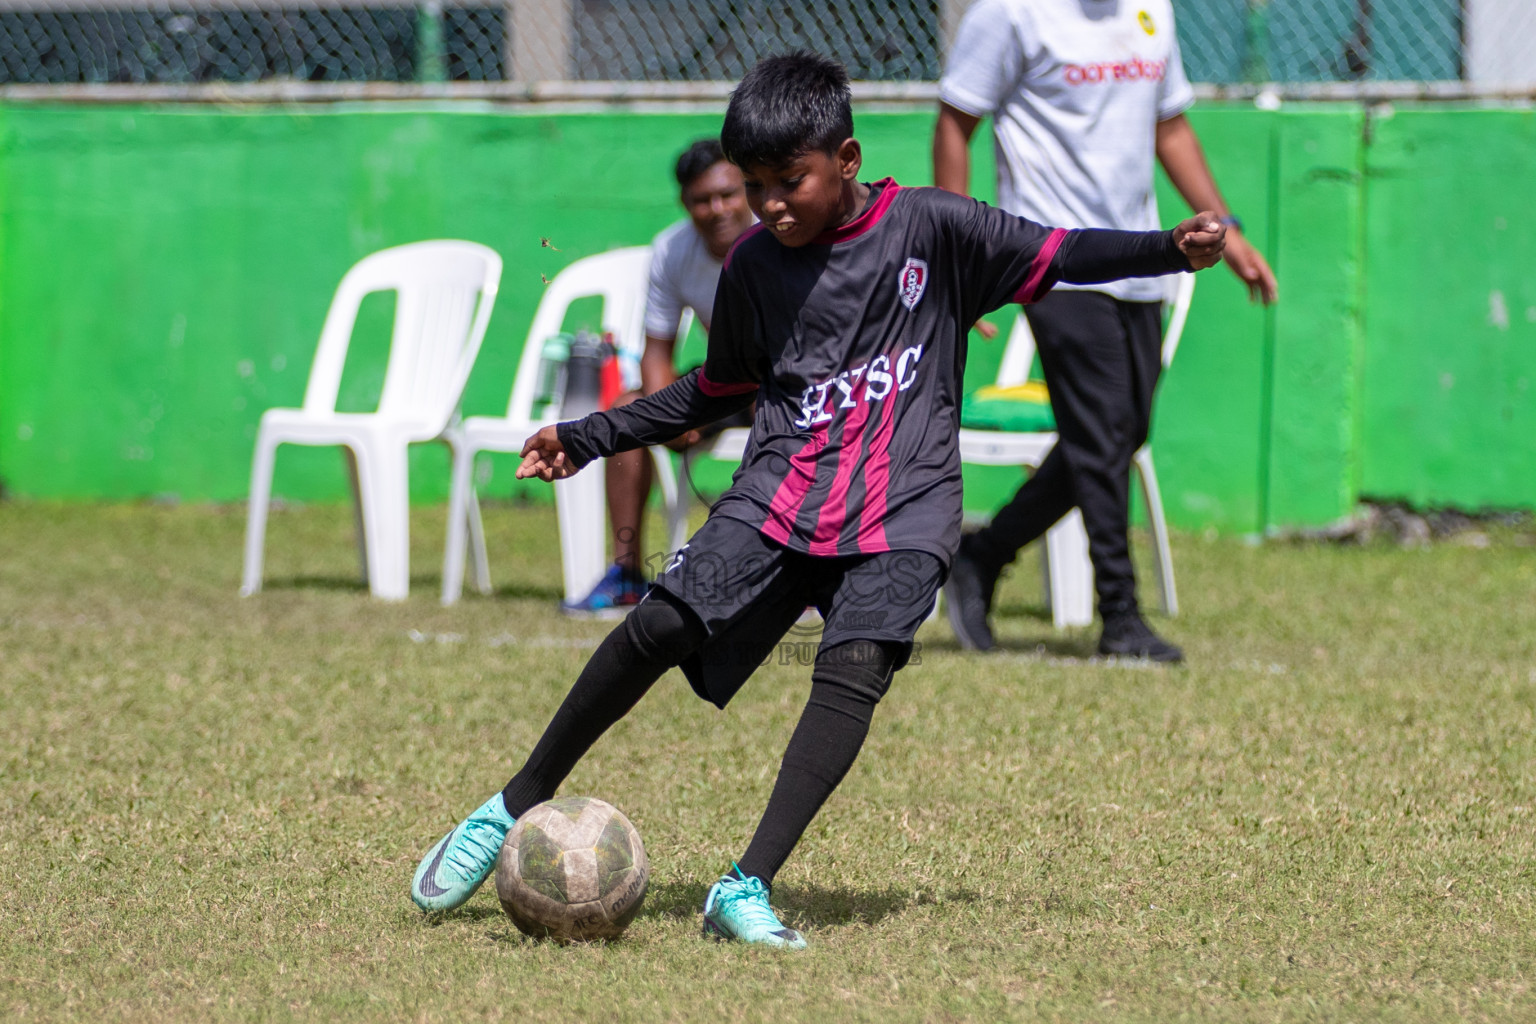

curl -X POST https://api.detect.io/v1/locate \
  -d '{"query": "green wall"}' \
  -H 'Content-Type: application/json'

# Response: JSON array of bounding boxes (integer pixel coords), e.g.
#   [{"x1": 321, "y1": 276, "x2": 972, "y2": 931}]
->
[
  {"x1": 1359, "y1": 107, "x2": 1536, "y2": 510},
  {"x1": 0, "y1": 101, "x2": 1530, "y2": 532}
]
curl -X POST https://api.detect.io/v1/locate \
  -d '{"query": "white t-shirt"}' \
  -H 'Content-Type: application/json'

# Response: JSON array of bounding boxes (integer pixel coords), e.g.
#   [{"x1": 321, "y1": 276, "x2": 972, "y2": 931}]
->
[
  {"x1": 619, "y1": 218, "x2": 724, "y2": 390},
  {"x1": 939, "y1": 0, "x2": 1194, "y2": 301}
]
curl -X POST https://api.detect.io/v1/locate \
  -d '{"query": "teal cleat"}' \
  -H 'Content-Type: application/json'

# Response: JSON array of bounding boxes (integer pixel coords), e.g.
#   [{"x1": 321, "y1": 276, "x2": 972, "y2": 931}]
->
[
  {"x1": 701, "y1": 868, "x2": 807, "y2": 950},
  {"x1": 411, "y1": 793, "x2": 516, "y2": 912}
]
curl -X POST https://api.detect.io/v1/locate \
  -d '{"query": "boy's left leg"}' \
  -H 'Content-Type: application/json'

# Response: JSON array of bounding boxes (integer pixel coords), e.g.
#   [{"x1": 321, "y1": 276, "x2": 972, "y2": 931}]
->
[
  {"x1": 704, "y1": 638, "x2": 900, "y2": 950},
  {"x1": 737, "y1": 637, "x2": 900, "y2": 883},
  {"x1": 703, "y1": 550, "x2": 941, "y2": 948}
]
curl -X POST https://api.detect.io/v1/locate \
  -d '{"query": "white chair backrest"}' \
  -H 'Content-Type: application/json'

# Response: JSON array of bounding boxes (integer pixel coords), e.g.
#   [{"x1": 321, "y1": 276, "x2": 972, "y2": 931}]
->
[
  {"x1": 505, "y1": 246, "x2": 654, "y2": 424},
  {"x1": 301, "y1": 240, "x2": 502, "y2": 427},
  {"x1": 993, "y1": 272, "x2": 1197, "y2": 388}
]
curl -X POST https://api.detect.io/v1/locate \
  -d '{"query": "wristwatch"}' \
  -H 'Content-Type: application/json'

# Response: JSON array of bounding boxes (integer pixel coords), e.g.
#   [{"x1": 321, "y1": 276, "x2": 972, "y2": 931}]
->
[{"x1": 1218, "y1": 215, "x2": 1244, "y2": 232}]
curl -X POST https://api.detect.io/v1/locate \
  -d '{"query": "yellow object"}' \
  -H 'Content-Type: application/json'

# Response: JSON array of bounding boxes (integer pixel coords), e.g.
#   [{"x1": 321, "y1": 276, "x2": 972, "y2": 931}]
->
[{"x1": 971, "y1": 380, "x2": 1051, "y2": 404}]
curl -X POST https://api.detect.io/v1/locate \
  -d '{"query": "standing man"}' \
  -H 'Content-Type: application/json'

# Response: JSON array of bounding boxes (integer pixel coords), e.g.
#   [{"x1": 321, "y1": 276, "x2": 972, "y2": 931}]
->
[
  {"x1": 934, "y1": 0, "x2": 1278, "y2": 660},
  {"x1": 564, "y1": 138, "x2": 756, "y2": 616}
]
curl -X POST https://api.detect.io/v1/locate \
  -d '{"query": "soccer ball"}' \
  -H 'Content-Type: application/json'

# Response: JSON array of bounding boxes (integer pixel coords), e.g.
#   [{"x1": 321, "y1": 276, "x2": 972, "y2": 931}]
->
[{"x1": 494, "y1": 796, "x2": 649, "y2": 942}]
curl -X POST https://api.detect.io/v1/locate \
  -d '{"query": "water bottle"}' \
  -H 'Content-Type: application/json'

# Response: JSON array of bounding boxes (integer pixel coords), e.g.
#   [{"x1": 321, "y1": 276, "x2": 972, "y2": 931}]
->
[
  {"x1": 533, "y1": 332, "x2": 572, "y2": 416},
  {"x1": 561, "y1": 330, "x2": 608, "y2": 418}
]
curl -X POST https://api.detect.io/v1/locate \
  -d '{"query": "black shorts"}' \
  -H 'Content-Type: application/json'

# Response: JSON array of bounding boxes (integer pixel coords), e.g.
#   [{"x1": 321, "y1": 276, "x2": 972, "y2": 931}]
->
[{"x1": 650, "y1": 514, "x2": 943, "y2": 708}]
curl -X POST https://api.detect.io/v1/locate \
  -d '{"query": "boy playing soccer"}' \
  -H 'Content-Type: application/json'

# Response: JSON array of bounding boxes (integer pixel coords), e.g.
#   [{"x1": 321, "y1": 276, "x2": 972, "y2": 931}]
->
[{"x1": 411, "y1": 51, "x2": 1225, "y2": 948}]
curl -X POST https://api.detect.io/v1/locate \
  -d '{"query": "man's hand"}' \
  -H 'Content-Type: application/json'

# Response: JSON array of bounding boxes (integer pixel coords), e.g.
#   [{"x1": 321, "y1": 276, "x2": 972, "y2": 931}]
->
[
  {"x1": 1221, "y1": 230, "x2": 1279, "y2": 304},
  {"x1": 1173, "y1": 212, "x2": 1226, "y2": 270},
  {"x1": 517, "y1": 425, "x2": 579, "y2": 481}
]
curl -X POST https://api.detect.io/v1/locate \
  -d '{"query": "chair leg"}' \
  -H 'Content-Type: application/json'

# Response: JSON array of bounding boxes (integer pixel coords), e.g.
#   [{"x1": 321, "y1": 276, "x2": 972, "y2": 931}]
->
[
  {"x1": 555, "y1": 468, "x2": 608, "y2": 605},
  {"x1": 441, "y1": 442, "x2": 475, "y2": 605},
  {"x1": 466, "y1": 483, "x2": 492, "y2": 596},
  {"x1": 240, "y1": 431, "x2": 279, "y2": 597},
  {"x1": 650, "y1": 446, "x2": 689, "y2": 557},
  {"x1": 1045, "y1": 510, "x2": 1094, "y2": 629},
  {"x1": 1038, "y1": 542, "x2": 1053, "y2": 614},
  {"x1": 1134, "y1": 446, "x2": 1178, "y2": 616},
  {"x1": 343, "y1": 447, "x2": 370, "y2": 587},
  {"x1": 352, "y1": 440, "x2": 411, "y2": 601}
]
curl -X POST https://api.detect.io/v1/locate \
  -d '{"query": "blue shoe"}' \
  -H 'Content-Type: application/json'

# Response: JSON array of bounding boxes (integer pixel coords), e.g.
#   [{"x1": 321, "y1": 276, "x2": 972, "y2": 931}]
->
[
  {"x1": 561, "y1": 565, "x2": 649, "y2": 620},
  {"x1": 411, "y1": 793, "x2": 516, "y2": 912},
  {"x1": 702, "y1": 868, "x2": 807, "y2": 950}
]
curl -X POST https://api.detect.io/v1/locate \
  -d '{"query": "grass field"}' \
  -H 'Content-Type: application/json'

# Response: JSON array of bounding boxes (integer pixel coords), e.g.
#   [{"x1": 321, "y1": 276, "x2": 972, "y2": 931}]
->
[{"x1": 2, "y1": 500, "x2": 1534, "y2": 1022}]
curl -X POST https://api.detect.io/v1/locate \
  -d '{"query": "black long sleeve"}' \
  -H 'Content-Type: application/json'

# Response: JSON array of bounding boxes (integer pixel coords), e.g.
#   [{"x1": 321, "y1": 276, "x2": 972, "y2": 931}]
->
[
  {"x1": 1049, "y1": 227, "x2": 1193, "y2": 288},
  {"x1": 556, "y1": 368, "x2": 756, "y2": 469}
]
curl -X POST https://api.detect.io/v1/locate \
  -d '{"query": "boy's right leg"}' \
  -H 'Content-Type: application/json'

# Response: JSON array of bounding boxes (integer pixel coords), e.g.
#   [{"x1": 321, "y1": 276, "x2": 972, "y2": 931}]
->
[
  {"x1": 502, "y1": 589, "x2": 702, "y2": 816},
  {"x1": 411, "y1": 590, "x2": 704, "y2": 911},
  {"x1": 703, "y1": 638, "x2": 901, "y2": 949},
  {"x1": 731, "y1": 639, "x2": 899, "y2": 889}
]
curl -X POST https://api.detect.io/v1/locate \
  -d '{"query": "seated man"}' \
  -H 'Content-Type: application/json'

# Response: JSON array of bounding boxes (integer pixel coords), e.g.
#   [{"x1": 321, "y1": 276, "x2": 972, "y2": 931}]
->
[{"x1": 563, "y1": 137, "x2": 756, "y2": 616}]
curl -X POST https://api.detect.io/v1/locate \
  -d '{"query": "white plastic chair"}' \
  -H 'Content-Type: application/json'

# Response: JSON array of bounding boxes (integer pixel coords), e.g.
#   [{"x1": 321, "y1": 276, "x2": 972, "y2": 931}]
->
[
  {"x1": 956, "y1": 273, "x2": 1193, "y2": 627},
  {"x1": 241, "y1": 240, "x2": 502, "y2": 601},
  {"x1": 441, "y1": 246, "x2": 685, "y2": 605}
]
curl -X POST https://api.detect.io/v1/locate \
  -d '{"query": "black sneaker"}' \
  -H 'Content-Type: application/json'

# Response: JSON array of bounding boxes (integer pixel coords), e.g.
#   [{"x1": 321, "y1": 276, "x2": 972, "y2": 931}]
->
[
  {"x1": 1097, "y1": 612, "x2": 1184, "y2": 663},
  {"x1": 945, "y1": 537, "x2": 1000, "y2": 652}
]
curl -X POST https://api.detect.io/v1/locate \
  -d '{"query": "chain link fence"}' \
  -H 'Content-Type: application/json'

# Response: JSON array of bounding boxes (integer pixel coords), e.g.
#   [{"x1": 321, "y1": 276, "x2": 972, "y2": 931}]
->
[{"x1": 0, "y1": 0, "x2": 1532, "y2": 89}]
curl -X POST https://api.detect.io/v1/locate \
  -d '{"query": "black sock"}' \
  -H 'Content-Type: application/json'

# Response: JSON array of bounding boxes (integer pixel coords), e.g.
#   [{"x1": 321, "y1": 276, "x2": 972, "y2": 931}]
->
[
  {"x1": 735, "y1": 640, "x2": 899, "y2": 888},
  {"x1": 502, "y1": 590, "x2": 705, "y2": 818}
]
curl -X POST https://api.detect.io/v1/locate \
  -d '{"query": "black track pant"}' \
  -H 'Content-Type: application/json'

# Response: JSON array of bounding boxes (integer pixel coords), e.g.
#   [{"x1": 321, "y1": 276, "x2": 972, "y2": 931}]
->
[
  {"x1": 502, "y1": 590, "x2": 899, "y2": 888},
  {"x1": 968, "y1": 290, "x2": 1163, "y2": 617}
]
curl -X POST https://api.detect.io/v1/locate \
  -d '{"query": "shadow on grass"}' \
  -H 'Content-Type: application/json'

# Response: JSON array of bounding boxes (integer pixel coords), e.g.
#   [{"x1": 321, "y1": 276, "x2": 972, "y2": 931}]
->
[
  {"x1": 994, "y1": 598, "x2": 1053, "y2": 624},
  {"x1": 638, "y1": 877, "x2": 978, "y2": 929},
  {"x1": 256, "y1": 574, "x2": 563, "y2": 603},
  {"x1": 991, "y1": 634, "x2": 1097, "y2": 660},
  {"x1": 421, "y1": 880, "x2": 980, "y2": 946},
  {"x1": 260, "y1": 574, "x2": 370, "y2": 593},
  {"x1": 418, "y1": 903, "x2": 506, "y2": 927},
  {"x1": 410, "y1": 902, "x2": 610, "y2": 947},
  {"x1": 636, "y1": 878, "x2": 710, "y2": 922},
  {"x1": 925, "y1": 631, "x2": 1097, "y2": 660},
  {"x1": 491, "y1": 582, "x2": 564, "y2": 603}
]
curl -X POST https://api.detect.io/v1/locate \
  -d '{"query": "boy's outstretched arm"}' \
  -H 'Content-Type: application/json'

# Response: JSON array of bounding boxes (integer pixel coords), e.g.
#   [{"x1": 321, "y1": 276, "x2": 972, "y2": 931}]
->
[
  {"x1": 516, "y1": 369, "x2": 756, "y2": 483},
  {"x1": 1045, "y1": 213, "x2": 1226, "y2": 289}
]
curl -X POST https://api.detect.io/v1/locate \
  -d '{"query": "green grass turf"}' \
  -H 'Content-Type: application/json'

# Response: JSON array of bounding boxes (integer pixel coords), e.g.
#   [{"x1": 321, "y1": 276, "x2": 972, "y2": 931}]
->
[{"x1": 2, "y1": 500, "x2": 1534, "y2": 1022}]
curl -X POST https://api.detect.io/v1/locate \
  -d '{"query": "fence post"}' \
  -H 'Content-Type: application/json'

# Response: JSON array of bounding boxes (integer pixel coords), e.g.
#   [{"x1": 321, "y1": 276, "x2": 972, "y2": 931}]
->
[
  {"x1": 1466, "y1": 0, "x2": 1536, "y2": 87},
  {"x1": 1242, "y1": 0, "x2": 1270, "y2": 83},
  {"x1": 939, "y1": 0, "x2": 972, "y2": 64},
  {"x1": 417, "y1": 0, "x2": 447, "y2": 82},
  {"x1": 508, "y1": 0, "x2": 573, "y2": 82}
]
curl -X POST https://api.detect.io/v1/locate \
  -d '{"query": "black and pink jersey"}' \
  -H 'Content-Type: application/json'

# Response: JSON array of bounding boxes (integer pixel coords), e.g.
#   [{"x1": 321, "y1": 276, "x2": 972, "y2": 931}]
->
[{"x1": 559, "y1": 179, "x2": 1191, "y2": 566}]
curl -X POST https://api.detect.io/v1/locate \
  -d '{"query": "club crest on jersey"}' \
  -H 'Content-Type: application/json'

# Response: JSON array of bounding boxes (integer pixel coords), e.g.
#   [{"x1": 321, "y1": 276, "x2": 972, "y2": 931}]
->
[
  {"x1": 898, "y1": 257, "x2": 928, "y2": 311},
  {"x1": 1138, "y1": 10, "x2": 1156, "y2": 35}
]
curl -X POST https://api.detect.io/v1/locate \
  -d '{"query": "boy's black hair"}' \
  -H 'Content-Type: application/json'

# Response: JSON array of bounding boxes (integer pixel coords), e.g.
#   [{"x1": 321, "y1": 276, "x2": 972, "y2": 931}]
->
[
  {"x1": 720, "y1": 52, "x2": 853, "y2": 169},
  {"x1": 674, "y1": 138, "x2": 726, "y2": 189}
]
